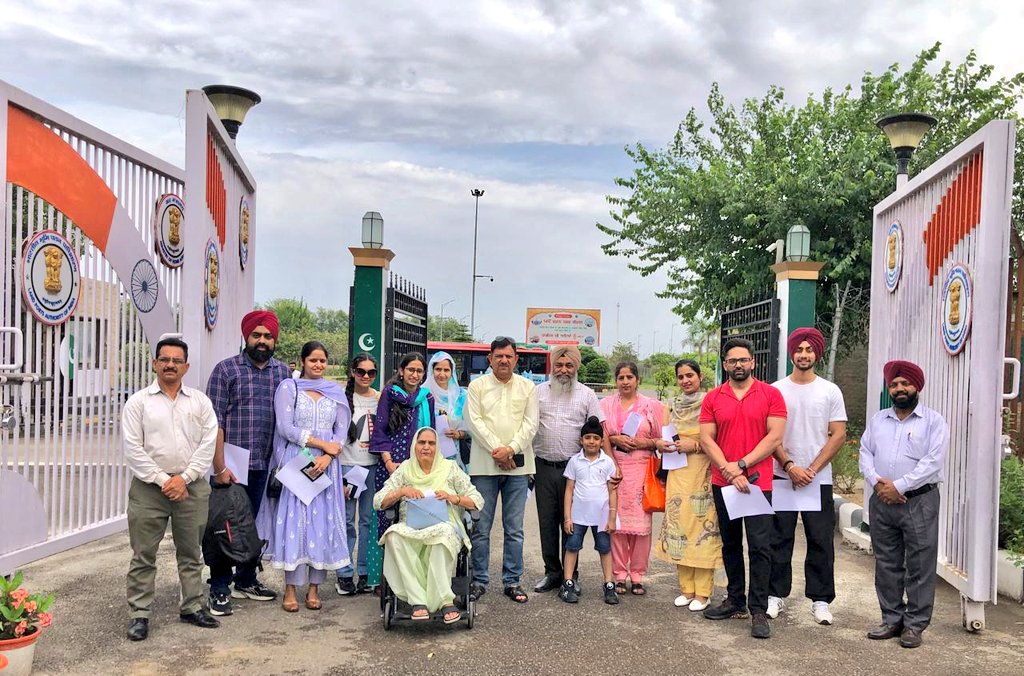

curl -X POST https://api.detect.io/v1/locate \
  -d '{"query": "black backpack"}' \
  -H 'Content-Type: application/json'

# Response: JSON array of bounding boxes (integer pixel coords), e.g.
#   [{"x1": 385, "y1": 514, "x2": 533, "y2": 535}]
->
[{"x1": 203, "y1": 483, "x2": 266, "y2": 568}]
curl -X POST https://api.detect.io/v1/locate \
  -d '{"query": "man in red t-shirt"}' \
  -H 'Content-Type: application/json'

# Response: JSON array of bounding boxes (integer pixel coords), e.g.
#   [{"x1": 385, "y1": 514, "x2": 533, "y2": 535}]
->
[{"x1": 699, "y1": 338, "x2": 786, "y2": 639}]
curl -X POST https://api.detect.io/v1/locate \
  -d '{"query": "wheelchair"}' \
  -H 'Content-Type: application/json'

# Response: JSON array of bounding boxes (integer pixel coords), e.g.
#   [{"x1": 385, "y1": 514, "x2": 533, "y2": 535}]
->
[{"x1": 379, "y1": 505, "x2": 480, "y2": 630}]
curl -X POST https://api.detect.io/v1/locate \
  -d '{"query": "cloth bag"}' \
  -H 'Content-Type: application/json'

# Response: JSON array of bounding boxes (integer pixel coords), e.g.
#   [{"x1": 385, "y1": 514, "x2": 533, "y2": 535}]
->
[{"x1": 642, "y1": 454, "x2": 666, "y2": 513}]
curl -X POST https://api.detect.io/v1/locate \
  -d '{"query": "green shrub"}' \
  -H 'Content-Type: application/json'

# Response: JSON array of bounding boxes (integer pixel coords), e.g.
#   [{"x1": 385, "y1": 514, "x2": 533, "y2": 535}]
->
[
  {"x1": 999, "y1": 457, "x2": 1024, "y2": 566},
  {"x1": 831, "y1": 440, "x2": 861, "y2": 494}
]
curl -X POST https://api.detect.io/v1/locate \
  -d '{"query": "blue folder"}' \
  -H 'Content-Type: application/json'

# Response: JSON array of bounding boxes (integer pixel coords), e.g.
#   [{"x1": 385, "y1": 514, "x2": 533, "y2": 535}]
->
[{"x1": 406, "y1": 496, "x2": 449, "y2": 529}]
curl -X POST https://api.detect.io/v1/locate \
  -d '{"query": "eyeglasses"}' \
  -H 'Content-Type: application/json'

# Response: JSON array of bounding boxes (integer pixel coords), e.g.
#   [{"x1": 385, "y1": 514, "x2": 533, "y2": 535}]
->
[
  {"x1": 353, "y1": 368, "x2": 377, "y2": 378},
  {"x1": 723, "y1": 357, "x2": 753, "y2": 366},
  {"x1": 403, "y1": 367, "x2": 425, "y2": 374},
  {"x1": 156, "y1": 357, "x2": 186, "y2": 365}
]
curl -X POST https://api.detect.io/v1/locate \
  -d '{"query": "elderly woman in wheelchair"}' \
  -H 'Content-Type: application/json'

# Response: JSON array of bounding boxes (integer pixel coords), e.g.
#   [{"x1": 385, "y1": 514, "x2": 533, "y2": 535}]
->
[{"x1": 374, "y1": 426, "x2": 483, "y2": 624}]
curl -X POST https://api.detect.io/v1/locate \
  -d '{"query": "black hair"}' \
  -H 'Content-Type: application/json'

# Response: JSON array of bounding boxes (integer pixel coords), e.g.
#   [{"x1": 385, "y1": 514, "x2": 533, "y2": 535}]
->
[
  {"x1": 614, "y1": 361, "x2": 641, "y2": 384},
  {"x1": 385, "y1": 352, "x2": 427, "y2": 435},
  {"x1": 721, "y1": 337, "x2": 755, "y2": 358},
  {"x1": 298, "y1": 341, "x2": 329, "y2": 379},
  {"x1": 675, "y1": 358, "x2": 702, "y2": 377},
  {"x1": 345, "y1": 352, "x2": 378, "y2": 442},
  {"x1": 155, "y1": 337, "x2": 189, "y2": 361},
  {"x1": 489, "y1": 336, "x2": 517, "y2": 353}
]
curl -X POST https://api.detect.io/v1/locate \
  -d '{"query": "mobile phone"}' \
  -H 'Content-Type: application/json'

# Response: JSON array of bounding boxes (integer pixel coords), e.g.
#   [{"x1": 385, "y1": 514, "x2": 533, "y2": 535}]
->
[
  {"x1": 513, "y1": 453, "x2": 525, "y2": 468},
  {"x1": 301, "y1": 462, "x2": 319, "y2": 481}
]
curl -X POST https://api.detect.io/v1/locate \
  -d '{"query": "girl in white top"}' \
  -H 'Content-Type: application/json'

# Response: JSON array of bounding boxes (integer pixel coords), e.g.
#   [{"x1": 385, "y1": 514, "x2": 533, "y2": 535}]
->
[{"x1": 335, "y1": 353, "x2": 381, "y2": 595}]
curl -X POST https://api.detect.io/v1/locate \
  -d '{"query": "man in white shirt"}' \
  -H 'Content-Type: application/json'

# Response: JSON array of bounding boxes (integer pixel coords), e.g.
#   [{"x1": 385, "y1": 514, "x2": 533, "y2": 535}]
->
[
  {"x1": 465, "y1": 337, "x2": 540, "y2": 603},
  {"x1": 769, "y1": 328, "x2": 847, "y2": 626},
  {"x1": 532, "y1": 345, "x2": 613, "y2": 594},
  {"x1": 860, "y1": 360, "x2": 948, "y2": 649},
  {"x1": 122, "y1": 337, "x2": 220, "y2": 641}
]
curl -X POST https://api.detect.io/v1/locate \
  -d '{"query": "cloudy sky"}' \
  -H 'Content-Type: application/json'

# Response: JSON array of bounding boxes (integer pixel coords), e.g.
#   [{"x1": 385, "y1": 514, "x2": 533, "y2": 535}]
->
[{"x1": 2, "y1": 1, "x2": 1022, "y2": 355}]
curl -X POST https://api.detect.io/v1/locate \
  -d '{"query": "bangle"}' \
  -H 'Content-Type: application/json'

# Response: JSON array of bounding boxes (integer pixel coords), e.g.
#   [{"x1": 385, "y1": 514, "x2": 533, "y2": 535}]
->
[
  {"x1": 782, "y1": 460, "x2": 794, "y2": 471},
  {"x1": 214, "y1": 467, "x2": 229, "y2": 476}
]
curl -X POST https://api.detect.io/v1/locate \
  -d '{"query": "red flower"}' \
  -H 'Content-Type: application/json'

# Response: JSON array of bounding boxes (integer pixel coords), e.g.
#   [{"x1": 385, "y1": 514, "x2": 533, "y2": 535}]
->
[
  {"x1": 38, "y1": 612, "x2": 52, "y2": 628},
  {"x1": 10, "y1": 589, "x2": 28, "y2": 603},
  {"x1": 13, "y1": 621, "x2": 27, "y2": 637}
]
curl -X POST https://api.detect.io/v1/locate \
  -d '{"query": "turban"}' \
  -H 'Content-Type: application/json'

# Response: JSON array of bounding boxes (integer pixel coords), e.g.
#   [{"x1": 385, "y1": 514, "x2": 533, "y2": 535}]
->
[
  {"x1": 241, "y1": 310, "x2": 279, "y2": 340},
  {"x1": 883, "y1": 360, "x2": 925, "y2": 391},
  {"x1": 580, "y1": 415, "x2": 604, "y2": 438},
  {"x1": 550, "y1": 344, "x2": 582, "y2": 368},
  {"x1": 787, "y1": 327, "x2": 825, "y2": 361}
]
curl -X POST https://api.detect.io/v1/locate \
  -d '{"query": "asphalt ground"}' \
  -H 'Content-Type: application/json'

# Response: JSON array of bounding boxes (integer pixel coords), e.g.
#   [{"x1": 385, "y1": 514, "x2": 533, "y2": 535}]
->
[{"x1": 20, "y1": 500, "x2": 1024, "y2": 676}]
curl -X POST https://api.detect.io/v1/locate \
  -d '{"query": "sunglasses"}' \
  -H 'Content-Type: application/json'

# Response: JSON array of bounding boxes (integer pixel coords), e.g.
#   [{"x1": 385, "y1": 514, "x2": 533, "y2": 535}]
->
[{"x1": 353, "y1": 367, "x2": 378, "y2": 378}]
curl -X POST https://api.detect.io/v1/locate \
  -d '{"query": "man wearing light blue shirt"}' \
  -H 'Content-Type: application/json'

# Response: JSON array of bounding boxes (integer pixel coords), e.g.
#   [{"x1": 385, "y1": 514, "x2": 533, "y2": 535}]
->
[{"x1": 859, "y1": 360, "x2": 948, "y2": 649}]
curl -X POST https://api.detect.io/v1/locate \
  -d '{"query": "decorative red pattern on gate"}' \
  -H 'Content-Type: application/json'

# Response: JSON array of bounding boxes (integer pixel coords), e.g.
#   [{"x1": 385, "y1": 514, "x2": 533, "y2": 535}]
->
[
  {"x1": 206, "y1": 133, "x2": 226, "y2": 248},
  {"x1": 922, "y1": 151, "x2": 983, "y2": 284}
]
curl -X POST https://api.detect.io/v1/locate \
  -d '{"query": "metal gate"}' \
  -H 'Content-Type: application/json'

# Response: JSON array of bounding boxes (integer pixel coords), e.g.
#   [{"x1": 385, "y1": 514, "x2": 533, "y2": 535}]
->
[
  {"x1": 384, "y1": 272, "x2": 428, "y2": 377},
  {"x1": 868, "y1": 120, "x2": 1016, "y2": 629},
  {"x1": 0, "y1": 81, "x2": 184, "y2": 572},
  {"x1": 719, "y1": 295, "x2": 780, "y2": 382}
]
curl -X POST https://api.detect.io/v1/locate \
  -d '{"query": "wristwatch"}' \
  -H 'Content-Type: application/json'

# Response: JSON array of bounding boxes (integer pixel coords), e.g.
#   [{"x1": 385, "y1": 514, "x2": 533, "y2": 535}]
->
[{"x1": 737, "y1": 459, "x2": 747, "y2": 472}]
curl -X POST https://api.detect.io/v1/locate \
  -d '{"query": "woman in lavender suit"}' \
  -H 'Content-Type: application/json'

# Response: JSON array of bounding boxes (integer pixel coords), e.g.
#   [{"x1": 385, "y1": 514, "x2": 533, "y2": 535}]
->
[{"x1": 257, "y1": 340, "x2": 351, "y2": 612}]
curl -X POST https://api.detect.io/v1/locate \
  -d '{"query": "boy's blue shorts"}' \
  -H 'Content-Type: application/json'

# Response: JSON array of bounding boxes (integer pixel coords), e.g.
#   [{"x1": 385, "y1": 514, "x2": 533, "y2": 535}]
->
[{"x1": 565, "y1": 523, "x2": 611, "y2": 554}]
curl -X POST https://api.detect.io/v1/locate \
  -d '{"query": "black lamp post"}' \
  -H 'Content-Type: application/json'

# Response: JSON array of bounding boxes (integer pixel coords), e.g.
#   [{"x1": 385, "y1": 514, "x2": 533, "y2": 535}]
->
[{"x1": 876, "y1": 112, "x2": 937, "y2": 188}]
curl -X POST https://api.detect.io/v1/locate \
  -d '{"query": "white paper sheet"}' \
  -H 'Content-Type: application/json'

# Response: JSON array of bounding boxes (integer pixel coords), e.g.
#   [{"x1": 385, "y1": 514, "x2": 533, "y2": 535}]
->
[
  {"x1": 770, "y1": 476, "x2": 823, "y2": 512},
  {"x1": 435, "y1": 416, "x2": 459, "y2": 458},
  {"x1": 661, "y1": 450, "x2": 688, "y2": 470},
  {"x1": 720, "y1": 485, "x2": 774, "y2": 519},
  {"x1": 406, "y1": 491, "x2": 449, "y2": 528},
  {"x1": 342, "y1": 465, "x2": 371, "y2": 499},
  {"x1": 275, "y1": 449, "x2": 332, "y2": 506},
  {"x1": 661, "y1": 424, "x2": 679, "y2": 443},
  {"x1": 223, "y1": 443, "x2": 250, "y2": 486},
  {"x1": 621, "y1": 412, "x2": 642, "y2": 437}
]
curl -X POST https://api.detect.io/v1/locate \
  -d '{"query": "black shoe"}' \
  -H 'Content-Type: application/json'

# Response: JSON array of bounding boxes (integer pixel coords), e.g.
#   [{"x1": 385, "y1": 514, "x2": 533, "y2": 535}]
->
[
  {"x1": 558, "y1": 580, "x2": 579, "y2": 604},
  {"x1": 703, "y1": 598, "x2": 748, "y2": 620},
  {"x1": 208, "y1": 590, "x2": 232, "y2": 616},
  {"x1": 899, "y1": 627, "x2": 923, "y2": 648},
  {"x1": 867, "y1": 622, "x2": 903, "y2": 640},
  {"x1": 179, "y1": 609, "x2": 220, "y2": 629},
  {"x1": 232, "y1": 580, "x2": 277, "y2": 601},
  {"x1": 603, "y1": 582, "x2": 619, "y2": 605},
  {"x1": 469, "y1": 583, "x2": 487, "y2": 602},
  {"x1": 533, "y1": 574, "x2": 563, "y2": 593},
  {"x1": 751, "y1": 612, "x2": 771, "y2": 639},
  {"x1": 335, "y1": 577, "x2": 357, "y2": 596},
  {"x1": 126, "y1": 618, "x2": 149, "y2": 641},
  {"x1": 355, "y1": 575, "x2": 369, "y2": 594}
]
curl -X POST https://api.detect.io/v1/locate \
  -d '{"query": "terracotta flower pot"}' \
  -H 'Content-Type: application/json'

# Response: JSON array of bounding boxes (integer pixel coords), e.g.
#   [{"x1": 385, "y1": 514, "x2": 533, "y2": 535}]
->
[{"x1": 0, "y1": 629, "x2": 42, "y2": 676}]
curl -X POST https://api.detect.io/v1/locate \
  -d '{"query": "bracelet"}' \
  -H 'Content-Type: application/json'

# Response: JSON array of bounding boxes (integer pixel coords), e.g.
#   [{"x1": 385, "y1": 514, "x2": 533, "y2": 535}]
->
[
  {"x1": 213, "y1": 467, "x2": 229, "y2": 476},
  {"x1": 782, "y1": 460, "x2": 795, "y2": 471}
]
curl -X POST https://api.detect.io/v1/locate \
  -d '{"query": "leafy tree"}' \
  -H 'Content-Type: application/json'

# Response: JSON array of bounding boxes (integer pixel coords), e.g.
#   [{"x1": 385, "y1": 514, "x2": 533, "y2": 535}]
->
[
  {"x1": 598, "y1": 44, "x2": 1024, "y2": 369},
  {"x1": 581, "y1": 357, "x2": 611, "y2": 384},
  {"x1": 428, "y1": 315, "x2": 472, "y2": 342},
  {"x1": 608, "y1": 341, "x2": 639, "y2": 367},
  {"x1": 315, "y1": 307, "x2": 348, "y2": 334},
  {"x1": 260, "y1": 298, "x2": 348, "y2": 371},
  {"x1": 579, "y1": 346, "x2": 601, "y2": 366}
]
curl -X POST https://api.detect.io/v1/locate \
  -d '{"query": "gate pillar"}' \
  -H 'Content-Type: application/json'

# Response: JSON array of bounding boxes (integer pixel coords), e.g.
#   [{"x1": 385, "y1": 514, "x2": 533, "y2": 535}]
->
[{"x1": 771, "y1": 261, "x2": 825, "y2": 379}]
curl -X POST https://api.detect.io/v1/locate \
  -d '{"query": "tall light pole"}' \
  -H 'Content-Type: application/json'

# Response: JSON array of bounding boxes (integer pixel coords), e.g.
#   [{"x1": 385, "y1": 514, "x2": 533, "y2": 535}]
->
[
  {"x1": 669, "y1": 323, "x2": 677, "y2": 354},
  {"x1": 438, "y1": 297, "x2": 456, "y2": 340},
  {"x1": 470, "y1": 188, "x2": 488, "y2": 338},
  {"x1": 652, "y1": 329, "x2": 658, "y2": 356}
]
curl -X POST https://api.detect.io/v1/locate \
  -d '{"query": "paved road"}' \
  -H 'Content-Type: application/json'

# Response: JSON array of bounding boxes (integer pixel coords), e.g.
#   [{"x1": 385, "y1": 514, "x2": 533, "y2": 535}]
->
[{"x1": 21, "y1": 500, "x2": 1024, "y2": 675}]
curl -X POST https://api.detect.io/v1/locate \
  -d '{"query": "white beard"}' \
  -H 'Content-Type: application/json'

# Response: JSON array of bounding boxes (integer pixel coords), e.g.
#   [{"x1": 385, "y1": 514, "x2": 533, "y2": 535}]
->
[{"x1": 552, "y1": 375, "x2": 576, "y2": 396}]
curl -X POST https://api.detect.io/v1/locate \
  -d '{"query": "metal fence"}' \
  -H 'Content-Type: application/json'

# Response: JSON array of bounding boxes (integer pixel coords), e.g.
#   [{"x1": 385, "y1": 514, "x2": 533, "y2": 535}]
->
[
  {"x1": 719, "y1": 295, "x2": 780, "y2": 382},
  {"x1": 384, "y1": 273, "x2": 428, "y2": 377}
]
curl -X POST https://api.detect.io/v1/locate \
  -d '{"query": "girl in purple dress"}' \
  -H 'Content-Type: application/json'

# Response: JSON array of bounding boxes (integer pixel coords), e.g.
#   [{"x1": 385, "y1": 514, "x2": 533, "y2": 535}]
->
[
  {"x1": 368, "y1": 352, "x2": 435, "y2": 538},
  {"x1": 257, "y1": 341, "x2": 352, "y2": 612}
]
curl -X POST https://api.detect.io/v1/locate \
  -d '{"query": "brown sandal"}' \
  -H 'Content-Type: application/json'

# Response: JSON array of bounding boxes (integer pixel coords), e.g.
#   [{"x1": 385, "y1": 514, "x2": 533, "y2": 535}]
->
[
  {"x1": 305, "y1": 593, "x2": 322, "y2": 610},
  {"x1": 282, "y1": 597, "x2": 299, "y2": 612}
]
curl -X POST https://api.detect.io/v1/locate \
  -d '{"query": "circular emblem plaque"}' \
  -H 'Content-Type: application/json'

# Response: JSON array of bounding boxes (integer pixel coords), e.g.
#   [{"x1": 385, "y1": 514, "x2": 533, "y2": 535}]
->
[
  {"x1": 153, "y1": 194, "x2": 185, "y2": 268},
  {"x1": 20, "y1": 230, "x2": 81, "y2": 325},
  {"x1": 130, "y1": 259, "x2": 159, "y2": 313},
  {"x1": 884, "y1": 220, "x2": 903, "y2": 293},
  {"x1": 941, "y1": 263, "x2": 972, "y2": 355},
  {"x1": 205, "y1": 239, "x2": 220, "y2": 330},
  {"x1": 239, "y1": 196, "x2": 250, "y2": 270}
]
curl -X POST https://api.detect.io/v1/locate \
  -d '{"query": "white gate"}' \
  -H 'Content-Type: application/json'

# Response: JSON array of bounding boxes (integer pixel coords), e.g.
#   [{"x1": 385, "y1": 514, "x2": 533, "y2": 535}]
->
[{"x1": 868, "y1": 120, "x2": 1016, "y2": 630}]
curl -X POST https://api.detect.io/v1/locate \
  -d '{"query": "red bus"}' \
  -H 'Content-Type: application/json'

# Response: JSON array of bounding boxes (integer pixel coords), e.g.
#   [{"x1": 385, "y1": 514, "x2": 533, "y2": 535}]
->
[{"x1": 427, "y1": 342, "x2": 550, "y2": 386}]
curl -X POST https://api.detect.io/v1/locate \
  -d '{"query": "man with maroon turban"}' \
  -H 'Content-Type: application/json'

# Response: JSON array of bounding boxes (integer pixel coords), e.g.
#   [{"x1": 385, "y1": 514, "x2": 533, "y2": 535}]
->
[
  {"x1": 768, "y1": 327, "x2": 847, "y2": 626},
  {"x1": 859, "y1": 359, "x2": 948, "y2": 649},
  {"x1": 204, "y1": 309, "x2": 291, "y2": 616}
]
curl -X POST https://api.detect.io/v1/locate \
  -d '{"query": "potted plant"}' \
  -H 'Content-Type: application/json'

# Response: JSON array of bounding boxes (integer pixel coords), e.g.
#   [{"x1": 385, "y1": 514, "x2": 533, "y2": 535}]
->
[{"x1": 0, "y1": 571, "x2": 54, "y2": 676}]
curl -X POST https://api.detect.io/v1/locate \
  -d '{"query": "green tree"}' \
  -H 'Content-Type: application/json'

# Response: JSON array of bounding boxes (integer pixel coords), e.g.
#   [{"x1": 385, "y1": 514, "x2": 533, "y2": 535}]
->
[
  {"x1": 315, "y1": 307, "x2": 348, "y2": 334},
  {"x1": 608, "y1": 341, "x2": 639, "y2": 366},
  {"x1": 579, "y1": 346, "x2": 601, "y2": 366},
  {"x1": 581, "y1": 357, "x2": 611, "y2": 384},
  {"x1": 598, "y1": 44, "x2": 1024, "y2": 365},
  {"x1": 428, "y1": 315, "x2": 472, "y2": 342}
]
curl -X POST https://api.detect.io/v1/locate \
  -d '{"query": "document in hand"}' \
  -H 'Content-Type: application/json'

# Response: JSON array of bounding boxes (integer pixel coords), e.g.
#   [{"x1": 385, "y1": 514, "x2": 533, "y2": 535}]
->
[
  {"x1": 661, "y1": 450, "x2": 688, "y2": 471},
  {"x1": 720, "y1": 485, "x2": 774, "y2": 519},
  {"x1": 621, "y1": 412, "x2": 642, "y2": 437},
  {"x1": 435, "y1": 416, "x2": 459, "y2": 458},
  {"x1": 342, "y1": 465, "x2": 371, "y2": 498},
  {"x1": 771, "y1": 476, "x2": 823, "y2": 512},
  {"x1": 276, "y1": 449, "x2": 332, "y2": 506},
  {"x1": 406, "y1": 490, "x2": 449, "y2": 529}
]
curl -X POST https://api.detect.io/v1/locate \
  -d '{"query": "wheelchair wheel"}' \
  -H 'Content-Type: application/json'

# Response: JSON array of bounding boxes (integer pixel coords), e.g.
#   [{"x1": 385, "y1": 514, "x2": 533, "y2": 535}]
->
[
  {"x1": 383, "y1": 597, "x2": 394, "y2": 630},
  {"x1": 465, "y1": 597, "x2": 475, "y2": 629}
]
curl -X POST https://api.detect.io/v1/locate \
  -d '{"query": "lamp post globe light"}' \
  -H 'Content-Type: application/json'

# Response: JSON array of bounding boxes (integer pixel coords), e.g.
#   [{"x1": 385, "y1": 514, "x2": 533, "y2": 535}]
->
[
  {"x1": 876, "y1": 112, "x2": 937, "y2": 188},
  {"x1": 201, "y1": 85, "x2": 262, "y2": 140},
  {"x1": 361, "y1": 211, "x2": 384, "y2": 249},
  {"x1": 785, "y1": 224, "x2": 811, "y2": 262}
]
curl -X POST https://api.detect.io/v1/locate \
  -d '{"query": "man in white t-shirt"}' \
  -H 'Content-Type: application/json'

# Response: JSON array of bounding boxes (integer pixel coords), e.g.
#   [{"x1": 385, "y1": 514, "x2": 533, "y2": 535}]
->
[{"x1": 769, "y1": 327, "x2": 847, "y2": 626}]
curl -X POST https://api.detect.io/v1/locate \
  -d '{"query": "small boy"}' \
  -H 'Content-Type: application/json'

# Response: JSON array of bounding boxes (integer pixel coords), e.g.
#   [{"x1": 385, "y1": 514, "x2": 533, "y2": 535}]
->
[{"x1": 560, "y1": 416, "x2": 619, "y2": 605}]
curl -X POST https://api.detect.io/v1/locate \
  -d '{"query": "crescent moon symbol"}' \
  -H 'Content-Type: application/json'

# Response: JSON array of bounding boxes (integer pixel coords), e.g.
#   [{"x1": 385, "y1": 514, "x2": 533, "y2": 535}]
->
[{"x1": 358, "y1": 333, "x2": 376, "y2": 351}]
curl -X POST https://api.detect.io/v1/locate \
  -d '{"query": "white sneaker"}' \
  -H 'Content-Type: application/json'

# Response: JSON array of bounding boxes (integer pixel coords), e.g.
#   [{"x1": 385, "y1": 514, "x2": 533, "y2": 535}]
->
[
  {"x1": 812, "y1": 601, "x2": 833, "y2": 625},
  {"x1": 688, "y1": 598, "x2": 710, "y2": 612},
  {"x1": 766, "y1": 595, "x2": 785, "y2": 619},
  {"x1": 673, "y1": 594, "x2": 693, "y2": 607}
]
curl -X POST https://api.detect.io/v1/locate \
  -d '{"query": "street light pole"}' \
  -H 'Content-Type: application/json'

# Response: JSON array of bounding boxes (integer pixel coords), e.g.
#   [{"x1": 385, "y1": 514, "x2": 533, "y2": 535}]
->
[
  {"x1": 438, "y1": 297, "x2": 456, "y2": 341},
  {"x1": 470, "y1": 189, "x2": 484, "y2": 338}
]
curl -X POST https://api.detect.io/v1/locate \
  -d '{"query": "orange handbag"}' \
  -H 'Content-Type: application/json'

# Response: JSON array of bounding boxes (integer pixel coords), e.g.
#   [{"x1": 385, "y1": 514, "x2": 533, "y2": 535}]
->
[{"x1": 642, "y1": 454, "x2": 666, "y2": 513}]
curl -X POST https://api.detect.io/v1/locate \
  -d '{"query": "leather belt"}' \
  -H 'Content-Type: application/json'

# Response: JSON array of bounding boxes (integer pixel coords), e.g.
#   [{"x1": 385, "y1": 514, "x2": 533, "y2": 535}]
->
[
  {"x1": 904, "y1": 483, "x2": 936, "y2": 499},
  {"x1": 535, "y1": 457, "x2": 568, "y2": 468}
]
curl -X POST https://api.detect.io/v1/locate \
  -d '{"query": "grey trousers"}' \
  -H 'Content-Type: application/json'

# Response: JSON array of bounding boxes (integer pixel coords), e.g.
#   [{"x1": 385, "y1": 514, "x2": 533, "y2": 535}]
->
[
  {"x1": 127, "y1": 477, "x2": 211, "y2": 618},
  {"x1": 868, "y1": 488, "x2": 940, "y2": 631}
]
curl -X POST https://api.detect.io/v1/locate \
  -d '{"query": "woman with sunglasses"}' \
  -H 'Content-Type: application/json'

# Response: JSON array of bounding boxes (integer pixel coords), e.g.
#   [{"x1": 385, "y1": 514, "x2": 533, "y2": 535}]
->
[
  {"x1": 369, "y1": 352, "x2": 436, "y2": 543},
  {"x1": 334, "y1": 353, "x2": 381, "y2": 596}
]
